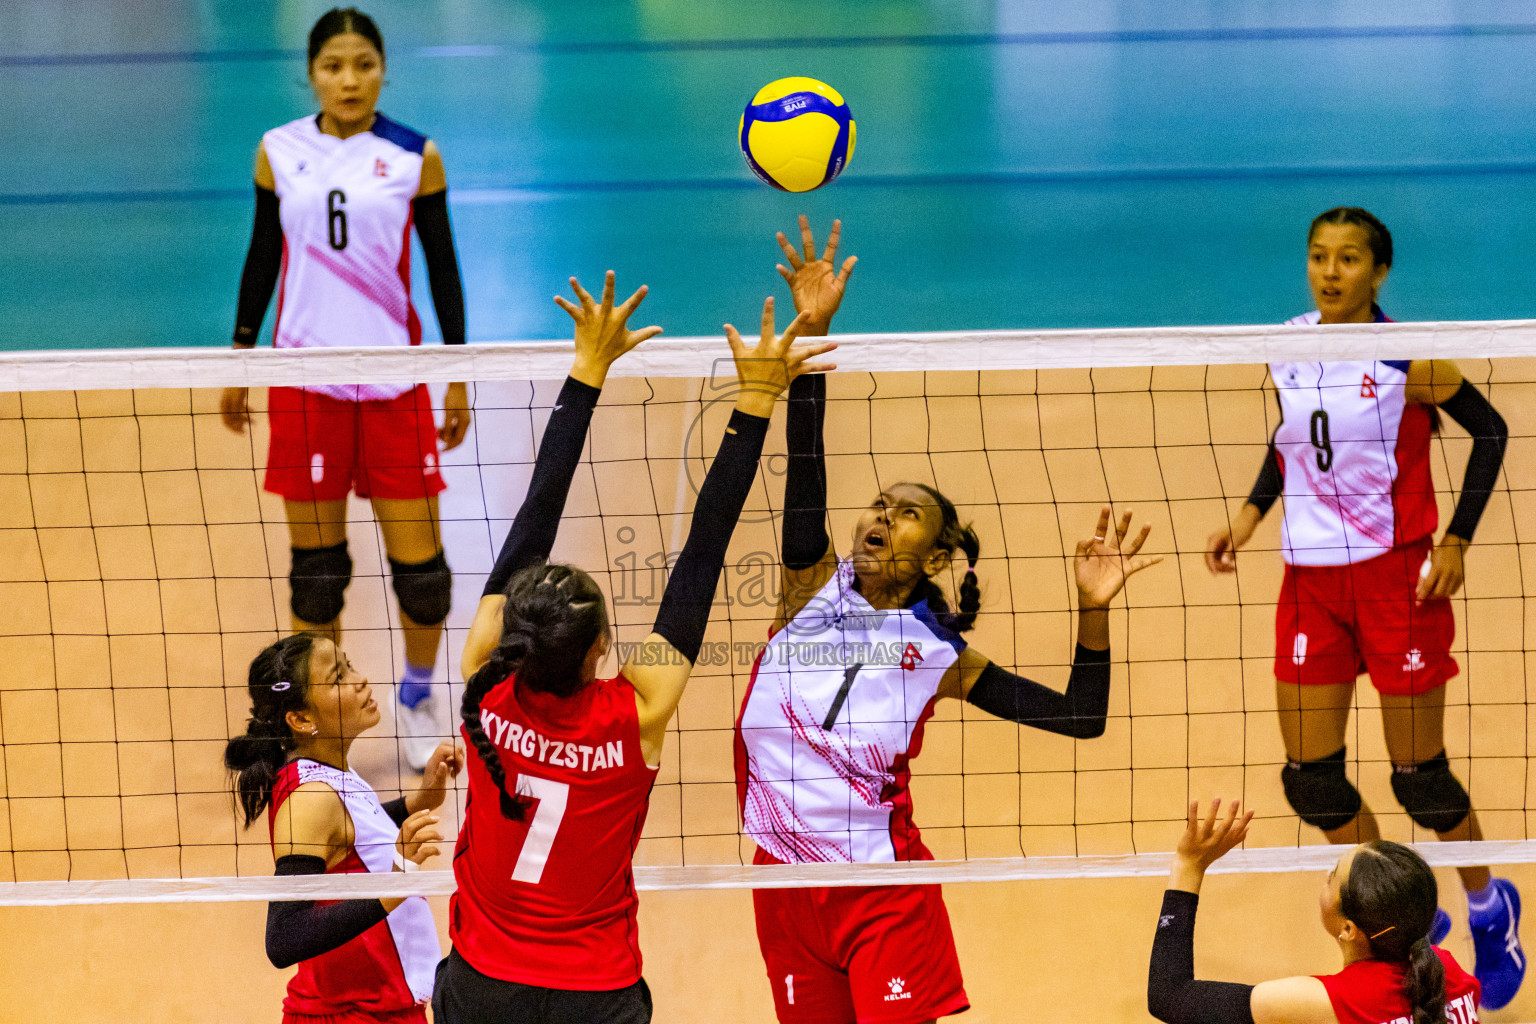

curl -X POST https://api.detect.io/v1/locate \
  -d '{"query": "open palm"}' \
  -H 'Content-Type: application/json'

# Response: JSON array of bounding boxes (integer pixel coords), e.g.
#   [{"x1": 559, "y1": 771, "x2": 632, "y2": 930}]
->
[
  {"x1": 1074, "y1": 506, "x2": 1162, "y2": 609},
  {"x1": 776, "y1": 215, "x2": 858, "y2": 332}
]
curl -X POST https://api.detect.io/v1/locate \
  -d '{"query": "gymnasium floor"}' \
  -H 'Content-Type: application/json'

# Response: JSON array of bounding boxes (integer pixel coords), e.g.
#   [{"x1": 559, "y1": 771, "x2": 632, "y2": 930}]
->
[{"x1": 8, "y1": 2, "x2": 1536, "y2": 1022}]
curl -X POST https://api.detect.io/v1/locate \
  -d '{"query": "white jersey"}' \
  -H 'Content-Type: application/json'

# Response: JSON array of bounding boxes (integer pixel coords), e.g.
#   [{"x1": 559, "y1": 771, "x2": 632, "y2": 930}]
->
[
  {"x1": 263, "y1": 113, "x2": 426, "y2": 402},
  {"x1": 272, "y1": 758, "x2": 440, "y2": 1005},
  {"x1": 735, "y1": 559, "x2": 964, "y2": 864},
  {"x1": 1272, "y1": 311, "x2": 1436, "y2": 566}
]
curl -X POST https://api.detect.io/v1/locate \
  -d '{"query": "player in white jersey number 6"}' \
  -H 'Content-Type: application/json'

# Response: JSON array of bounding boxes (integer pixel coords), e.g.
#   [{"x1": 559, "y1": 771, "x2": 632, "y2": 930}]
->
[
  {"x1": 222, "y1": 8, "x2": 471, "y2": 773},
  {"x1": 1205, "y1": 207, "x2": 1519, "y2": 1009},
  {"x1": 735, "y1": 216, "x2": 1163, "y2": 1024}
]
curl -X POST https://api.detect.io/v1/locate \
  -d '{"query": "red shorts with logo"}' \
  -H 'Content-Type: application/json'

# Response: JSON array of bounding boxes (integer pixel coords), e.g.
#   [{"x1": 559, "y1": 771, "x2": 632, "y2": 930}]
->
[
  {"x1": 265, "y1": 385, "x2": 446, "y2": 503},
  {"x1": 753, "y1": 873, "x2": 969, "y2": 1024},
  {"x1": 1274, "y1": 536, "x2": 1457, "y2": 696}
]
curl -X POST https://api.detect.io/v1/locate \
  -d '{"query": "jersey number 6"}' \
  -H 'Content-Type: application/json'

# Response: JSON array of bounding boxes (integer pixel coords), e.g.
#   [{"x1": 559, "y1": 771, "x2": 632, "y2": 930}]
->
[
  {"x1": 1309, "y1": 409, "x2": 1333, "y2": 472},
  {"x1": 327, "y1": 189, "x2": 348, "y2": 251},
  {"x1": 511, "y1": 773, "x2": 569, "y2": 884}
]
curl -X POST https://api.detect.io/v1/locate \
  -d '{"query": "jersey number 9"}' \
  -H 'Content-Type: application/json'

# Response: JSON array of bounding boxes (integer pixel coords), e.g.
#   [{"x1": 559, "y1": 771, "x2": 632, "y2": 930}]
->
[
  {"x1": 1309, "y1": 409, "x2": 1333, "y2": 472},
  {"x1": 327, "y1": 189, "x2": 348, "y2": 251}
]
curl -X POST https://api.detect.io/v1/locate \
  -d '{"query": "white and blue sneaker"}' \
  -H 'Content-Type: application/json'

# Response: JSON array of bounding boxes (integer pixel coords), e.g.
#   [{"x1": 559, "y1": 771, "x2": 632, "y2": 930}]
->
[
  {"x1": 396, "y1": 674, "x2": 441, "y2": 773},
  {"x1": 1470, "y1": 878, "x2": 1525, "y2": 1010}
]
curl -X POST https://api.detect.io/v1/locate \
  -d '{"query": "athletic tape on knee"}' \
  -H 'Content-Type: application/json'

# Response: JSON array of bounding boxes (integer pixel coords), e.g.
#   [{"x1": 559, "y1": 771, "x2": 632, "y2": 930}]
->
[
  {"x1": 390, "y1": 550, "x2": 452, "y2": 626},
  {"x1": 1390, "y1": 751, "x2": 1471, "y2": 833},
  {"x1": 1281, "y1": 747, "x2": 1363, "y2": 832},
  {"x1": 289, "y1": 542, "x2": 352, "y2": 625}
]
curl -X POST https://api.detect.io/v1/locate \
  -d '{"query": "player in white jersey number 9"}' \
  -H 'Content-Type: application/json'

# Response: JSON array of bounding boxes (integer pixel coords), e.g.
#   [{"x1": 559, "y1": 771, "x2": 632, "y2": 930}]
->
[
  {"x1": 735, "y1": 217, "x2": 1163, "y2": 1024},
  {"x1": 1204, "y1": 207, "x2": 1520, "y2": 1009}
]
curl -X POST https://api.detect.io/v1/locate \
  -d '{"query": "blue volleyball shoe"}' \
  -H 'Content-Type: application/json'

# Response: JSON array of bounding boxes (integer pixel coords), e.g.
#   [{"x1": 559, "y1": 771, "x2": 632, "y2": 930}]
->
[
  {"x1": 1470, "y1": 879, "x2": 1525, "y2": 1010},
  {"x1": 1430, "y1": 907, "x2": 1452, "y2": 946}
]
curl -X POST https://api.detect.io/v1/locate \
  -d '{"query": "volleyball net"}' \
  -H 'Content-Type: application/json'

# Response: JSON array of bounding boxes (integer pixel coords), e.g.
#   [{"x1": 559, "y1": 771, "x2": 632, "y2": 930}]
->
[{"x1": 2, "y1": 320, "x2": 1534, "y2": 905}]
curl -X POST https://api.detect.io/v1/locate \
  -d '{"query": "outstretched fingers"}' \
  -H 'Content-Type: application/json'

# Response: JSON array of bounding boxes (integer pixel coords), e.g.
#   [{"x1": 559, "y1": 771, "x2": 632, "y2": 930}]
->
[
  {"x1": 598, "y1": 269, "x2": 616, "y2": 321},
  {"x1": 1091, "y1": 506, "x2": 1112, "y2": 544},
  {"x1": 822, "y1": 218, "x2": 842, "y2": 265},
  {"x1": 834, "y1": 254, "x2": 859, "y2": 288},
  {"x1": 759, "y1": 296, "x2": 777, "y2": 345},
  {"x1": 776, "y1": 232, "x2": 804, "y2": 271},
  {"x1": 1122, "y1": 523, "x2": 1153, "y2": 558},
  {"x1": 570, "y1": 276, "x2": 597, "y2": 315},
  {"x1": 798, "y1": 213, "x2": 817, "y2": 262},
  {"x1": 614, "y1": 283, "x2": 649, "y2": 322}
]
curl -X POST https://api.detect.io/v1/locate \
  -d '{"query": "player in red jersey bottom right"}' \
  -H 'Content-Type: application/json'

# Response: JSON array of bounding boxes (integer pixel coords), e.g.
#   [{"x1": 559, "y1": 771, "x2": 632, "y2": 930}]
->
[{"x1": 1149, "y1": 799, "x2": 1481, "y2": 1024}]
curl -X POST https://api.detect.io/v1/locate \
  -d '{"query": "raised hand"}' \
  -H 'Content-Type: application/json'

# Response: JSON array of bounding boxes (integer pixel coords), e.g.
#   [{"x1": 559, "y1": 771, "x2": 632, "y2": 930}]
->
[
  {"x1": 724, "y1": 296, "x2": 838, "y2": 419},
  {"x1": 395, "y1": 808, "x2": 443, "y2": 869},
  {"x1": 776, "y1": 215, "x2": 857, "y2": 335},
  {"x1": 555, "y1": 271, "x2": 663, "y2": 388},
  {"x1": 1075, "y1": 506, "x2": 1162, "y2": 609},
  {"x1": 411, "y1": 740, "x2": 464, "y2": 813},
  {"x1": 1176, "y1": 798, "x2": 1254, "y2": 872}
]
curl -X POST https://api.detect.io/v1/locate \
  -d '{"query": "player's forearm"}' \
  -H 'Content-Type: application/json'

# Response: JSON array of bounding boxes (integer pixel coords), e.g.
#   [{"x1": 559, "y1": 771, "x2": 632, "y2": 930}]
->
[
  {"x1": 233, "y1": 185, "x2": 282, "y2": 345},
  {"x1": 782, "y1": 374, "x2": 830, "y2": 570},
  {"x1": 412, "y1": 190, "x2": 465, "y2": 346},
  {"x1": 483, "y1": 376, "x2": 600, "y2": 596},
  {"x1": 1244, "y1": 444, "x2": 1282, "y2": 518},
  {"x1": 1440, "y1": 380, "x2": 1508, "y2": 542},
  {"x1": 1148, "y1": 889, "x2": 1257, "y2": 1024}
]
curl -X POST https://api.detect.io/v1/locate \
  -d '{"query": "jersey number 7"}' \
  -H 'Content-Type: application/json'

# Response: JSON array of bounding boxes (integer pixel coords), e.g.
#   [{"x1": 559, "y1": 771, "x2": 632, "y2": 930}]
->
[{"x1": 511, "y1": 773, "x2": 569, "y2": 884}]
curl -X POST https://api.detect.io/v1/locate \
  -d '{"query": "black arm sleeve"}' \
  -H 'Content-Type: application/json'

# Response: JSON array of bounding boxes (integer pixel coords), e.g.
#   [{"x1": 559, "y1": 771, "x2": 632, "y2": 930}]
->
[
  {"x1": 782, "y1": 374, "x2": 831, "y2": 570},
  {"x1": 652, "y1": 409, "x2": 771, "y2": 663},
  {"x1": 411, "y1": 190, "x2": 465, "y2": 346},
  {"x1": 233, "y1": 186, "x2": 282, "y2": 346},
  {"x1": 265, "y1": 855, "x2": 389, "y2": 969},
  {"x1": 381, "y1": 797, "x2": 409, "y2": 827},
  {"x1": 1439, "y1": 379, "x2": 1508, "y2": 541},
  {"x1": 1245, "y1": 441, "x2": 1283, "y2": 515},
  {"x1": 1148, "y1": 889, "x2": 1256, "y2": 1024},
  {"x1": 483, "y1": 376, "x2": 601, "y2": 596},
  {"x1": 965, "y1": 645, "x2": 1112, "y2": 739}
]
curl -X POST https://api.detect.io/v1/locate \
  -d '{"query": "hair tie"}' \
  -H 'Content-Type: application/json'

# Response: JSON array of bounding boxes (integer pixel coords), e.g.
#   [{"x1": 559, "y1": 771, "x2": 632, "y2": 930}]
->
[
  {"x1": 270, "y1": 680, "x2": 292, "y2": 692},
  {"x1": 1370, "y1": 925, "x2": 1396, "y2": 940},
  {"x1": 964, "y1": 566, "x2": 976, "y2": 575}
]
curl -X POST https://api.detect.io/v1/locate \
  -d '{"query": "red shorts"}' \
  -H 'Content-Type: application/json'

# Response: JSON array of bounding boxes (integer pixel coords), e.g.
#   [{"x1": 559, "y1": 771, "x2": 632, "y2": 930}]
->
[
  {"x1": 282, "y1": 1007, "x2": 427, "y2": 1024},
  {"x1": 1274, "y1": 536, "x2": 1457, "y2": 696},
  {"x1": 265, "y1": 385, "x2": 446, "y2": 503},
  {"x1": 753, "y1": 881, "x2": 969, "y2": 1024}
]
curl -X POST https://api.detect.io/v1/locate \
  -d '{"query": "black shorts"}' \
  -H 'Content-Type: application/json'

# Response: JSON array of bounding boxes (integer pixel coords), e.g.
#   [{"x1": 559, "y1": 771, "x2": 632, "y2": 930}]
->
[{"x1": 432, "y1": 948, "x2": 652, "y2": 1024}]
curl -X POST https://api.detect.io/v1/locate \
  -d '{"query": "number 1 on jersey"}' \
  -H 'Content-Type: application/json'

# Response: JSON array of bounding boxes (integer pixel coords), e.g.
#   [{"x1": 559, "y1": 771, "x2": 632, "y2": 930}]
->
[
  {"x1": 823, "y1": 663, "x2": 863, "y2": 730},
  {"x1": 511, "y1": 773, "x2": 569, "y2": 884}
]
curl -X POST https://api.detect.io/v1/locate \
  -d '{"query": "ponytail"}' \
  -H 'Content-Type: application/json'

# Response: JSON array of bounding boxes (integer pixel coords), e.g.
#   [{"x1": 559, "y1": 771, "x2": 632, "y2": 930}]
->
[
  {"x1": 224, "y1": 634, "x2": 318, "y2": 828},
  {"x1": 905, "y1": 483, "x2": 982, "y2": 634},
  {"x1": 1339, "y1": 840, "x2": 1446, "y2": 1024},
  {"x1": 1405, "y1": 937, "x2": 1447, "y2": 1024},
  {"x1": 463, "y1": 562, "x2": 611, "y2": 821}
]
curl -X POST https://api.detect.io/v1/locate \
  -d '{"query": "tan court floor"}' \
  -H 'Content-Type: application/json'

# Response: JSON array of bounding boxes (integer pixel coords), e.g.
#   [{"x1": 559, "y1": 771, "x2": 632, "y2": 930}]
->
[{"x1": 3, "y1": 363, "x2": 1536, "y2": 1021}]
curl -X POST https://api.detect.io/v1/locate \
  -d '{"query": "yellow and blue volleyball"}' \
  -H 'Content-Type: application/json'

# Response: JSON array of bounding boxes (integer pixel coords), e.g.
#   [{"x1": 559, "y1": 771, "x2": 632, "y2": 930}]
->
[{"x1": 739, "y1": 77, "x2": 856, "y2": 193}]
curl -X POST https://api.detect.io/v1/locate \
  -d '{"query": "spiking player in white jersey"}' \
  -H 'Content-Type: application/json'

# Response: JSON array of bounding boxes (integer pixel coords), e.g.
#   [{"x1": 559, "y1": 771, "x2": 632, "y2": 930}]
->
[
  {"x1": 220, "y1": 9, "x2": 469, "y2": 773},
  {"x1": 1206, "y1": 207, "x2": 1521, "y2": 1009},
  {"x1": 735, "y1": 217, "x2": 1163, "y2": 1024}
]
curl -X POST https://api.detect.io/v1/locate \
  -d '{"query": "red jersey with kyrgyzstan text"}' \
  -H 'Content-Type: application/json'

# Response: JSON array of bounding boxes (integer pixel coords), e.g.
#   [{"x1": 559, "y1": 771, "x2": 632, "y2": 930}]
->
[
  {"x1": 1317, "y1": 947, "x2": 1480, "y2": 1024},
  {"x1": 451, "y1": 671, "x2": 658, "y2": 990}
]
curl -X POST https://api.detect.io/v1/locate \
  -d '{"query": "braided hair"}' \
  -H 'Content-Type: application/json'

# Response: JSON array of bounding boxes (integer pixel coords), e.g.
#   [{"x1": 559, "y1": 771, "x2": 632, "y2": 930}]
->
[
  {"x1": 462, "y1": 563, "x2": 610, "y2": 822},
  {"x1": 1339, "y1": 841, "x2": 1446, "y2": 1024},
  {"x1": 224, "y1": 633, "x2": 320, "y2": 828},
  {"x1": 904, "y1": 482, "x2": 981, "y2": 633}
]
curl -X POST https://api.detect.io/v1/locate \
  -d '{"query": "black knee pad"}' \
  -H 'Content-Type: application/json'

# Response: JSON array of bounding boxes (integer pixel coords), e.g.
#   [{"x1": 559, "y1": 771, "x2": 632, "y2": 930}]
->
[
  {"x1": 1281, "y1": 747, "x2": 1363, "y2": 831},
  {"x1": 290, "y1": 542, "x2": 352, "y2": 625},
  {"x1": 390, "y1": 550, "x2": 452, "y2": 626},
  {"x1": 1391, "y1": 752, "x2": 1471, "y2": 833}
]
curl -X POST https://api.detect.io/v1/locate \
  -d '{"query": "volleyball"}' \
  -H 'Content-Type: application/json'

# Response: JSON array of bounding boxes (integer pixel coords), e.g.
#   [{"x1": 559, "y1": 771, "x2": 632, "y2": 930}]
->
[{"x1": 739, "y1": 77, "x2": 856, "y2": 193}]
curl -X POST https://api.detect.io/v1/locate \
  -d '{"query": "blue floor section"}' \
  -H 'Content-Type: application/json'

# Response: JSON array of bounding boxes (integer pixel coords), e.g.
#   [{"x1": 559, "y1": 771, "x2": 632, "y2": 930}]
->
[{"x1": 4, "y1": 1, "x2": 1536, "y2": 350}]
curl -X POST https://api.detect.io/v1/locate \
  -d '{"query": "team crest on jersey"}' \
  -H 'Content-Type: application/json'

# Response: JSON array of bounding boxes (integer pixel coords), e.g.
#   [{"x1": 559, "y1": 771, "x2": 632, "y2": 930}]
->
[
  {"x1": 1361, "y1": 373, "x2": 1377, "y2": 398},
  {"x1": 900, "y1": 643, "x2": 923, "y2": 671},
  {"x1": 374, "y1": 157, "x2": 389, "y2": 177}
]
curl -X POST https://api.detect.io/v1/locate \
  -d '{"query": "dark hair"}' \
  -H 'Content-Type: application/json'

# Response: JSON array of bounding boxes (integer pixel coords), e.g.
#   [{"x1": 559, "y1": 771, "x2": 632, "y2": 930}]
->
[
  {"x1": 1339, "y1": 841, "x2": 1445, "y2": 1024},
  {"x1": 308, "y1": 7, "x2": 385, "y2": 67},
  {"x1": 224, "y1": 633, "x2": 320, "y2": 828},
  {"x1": 1309, "y1": 207, "x2": 1393, "y2": 268},
  {"x1": 901, "y1": 482, "x2": 982, "y2": 633},
  {"x1": 461, "y1": 563, "x2": 610, "y2": 821}
]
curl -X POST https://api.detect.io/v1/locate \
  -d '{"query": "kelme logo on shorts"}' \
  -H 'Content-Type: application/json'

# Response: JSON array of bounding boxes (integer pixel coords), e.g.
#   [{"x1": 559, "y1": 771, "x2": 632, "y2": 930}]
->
[{"x1": 884, "y1": 977, "x2": 912, "y2": 1002}]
